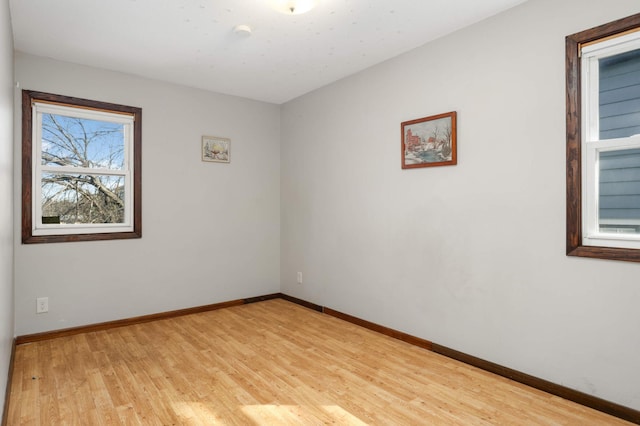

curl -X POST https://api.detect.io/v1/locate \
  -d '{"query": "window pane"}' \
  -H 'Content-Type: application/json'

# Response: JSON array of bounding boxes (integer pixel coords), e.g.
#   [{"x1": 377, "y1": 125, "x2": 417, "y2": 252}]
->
[
  {"x1": 599, "y1": 148, "x2": 640, "y2": 233},
  {"x1": 41, "y1": 113, "x2": 125, "y2": 170},
  {"x1": 41, "y1": 173, "x2": 125, "y2": 224}
]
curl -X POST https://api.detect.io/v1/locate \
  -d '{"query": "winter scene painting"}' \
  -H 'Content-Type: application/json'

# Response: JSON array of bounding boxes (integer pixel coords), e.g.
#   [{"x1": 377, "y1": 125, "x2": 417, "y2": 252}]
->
[
  {"x1": 401, "y1": 111, "x2": 457, "y2": 169},
  {"x1": 202, "y1": 135, "x2": 230, "y2": 163}
]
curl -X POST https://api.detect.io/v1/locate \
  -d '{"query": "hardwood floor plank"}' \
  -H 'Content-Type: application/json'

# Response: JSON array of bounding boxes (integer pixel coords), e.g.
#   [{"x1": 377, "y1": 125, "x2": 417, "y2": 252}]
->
[{"x1": 7, "y1": 299, "x2": 634, "y2": 425}]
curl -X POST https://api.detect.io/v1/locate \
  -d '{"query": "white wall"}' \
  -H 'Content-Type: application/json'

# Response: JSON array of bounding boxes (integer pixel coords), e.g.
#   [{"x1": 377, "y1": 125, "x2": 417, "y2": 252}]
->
[
  {"x1": 9, "y1": 0, "x2": 640, "y2": 413},
  {"x1": 0, "y1": 0, "x2": 13, "y2": 416},
  {"x1": 281, "y1": 0, "x2": 640, "y2": 410},
  {"x1": 14, "y1": 53, "x2": 281, "y2": 335}
]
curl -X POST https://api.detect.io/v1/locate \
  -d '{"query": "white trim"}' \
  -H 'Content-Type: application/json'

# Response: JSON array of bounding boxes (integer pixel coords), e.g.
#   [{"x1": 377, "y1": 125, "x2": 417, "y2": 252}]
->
[
  {"x1": 40, "y1": 166, "x2": 128, "y2": 175},
  {"x1": 580, "y1": 31, "x2": 640, "y2": 249},
  {"x1": 584, "y1": 234, "x2": 640, "y2": 250},
  {"x1": 583, "y1": 137, "x2": 640, "y2": 248},
  {"x1": 581, "y1": 31, "x2": 640, "y2": 57},
  {"x1": 34, "y1": 224, "x2": 132, "y2": 236},
  {"x1": 31, "y1": 101, "x2": 135, "y2": 236},
  {"x1": 600, "y1": 218, "x2": 640, "y2": 225},
  {"x1": 34, "y1": 102, "x2": 133, "y2": 124}
]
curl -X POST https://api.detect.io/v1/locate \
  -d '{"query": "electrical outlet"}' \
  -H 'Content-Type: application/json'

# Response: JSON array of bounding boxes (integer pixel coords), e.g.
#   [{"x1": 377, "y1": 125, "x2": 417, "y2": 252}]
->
[
  {"x1": 297, "y1": 272, "x2": 303, "y2": 284},
  {"x1": 36, "y1": 297, "x2": 48, "y2": 314}
]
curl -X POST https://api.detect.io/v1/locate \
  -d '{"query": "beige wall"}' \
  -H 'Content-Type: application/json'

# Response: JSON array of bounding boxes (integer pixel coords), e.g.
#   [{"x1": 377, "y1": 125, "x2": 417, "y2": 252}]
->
[
  {"x1": 280, "y1": 0, "x2": 640, "y2": 409},
  {"x1": 13, "y1": 53, "x2": 281, "y2": 335},
  {"x1": 0, "y1": 0, "x2": 14, "y2": 415}
]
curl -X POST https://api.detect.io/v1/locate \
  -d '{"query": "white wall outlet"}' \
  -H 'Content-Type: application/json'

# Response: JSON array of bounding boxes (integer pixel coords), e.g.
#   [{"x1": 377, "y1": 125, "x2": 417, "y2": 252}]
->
[
  {"x1": 296, "y1": 272, "x2": 303, "y2": 284},
  {"x1": 36, "y1": 297, "x2": 48, "y2": 314}
]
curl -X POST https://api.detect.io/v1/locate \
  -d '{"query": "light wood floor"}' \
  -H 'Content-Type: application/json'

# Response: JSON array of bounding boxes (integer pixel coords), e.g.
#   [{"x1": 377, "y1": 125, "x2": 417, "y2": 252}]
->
[{"x1": 7, "y1": 299, "x2": 632, "y2": 425}]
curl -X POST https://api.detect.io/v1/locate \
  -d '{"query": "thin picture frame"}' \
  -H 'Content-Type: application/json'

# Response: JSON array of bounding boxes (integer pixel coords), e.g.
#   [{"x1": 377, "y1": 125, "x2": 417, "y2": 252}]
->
[
  {"x1": 202, "y1": 135, "x2": 231, "y2": 163},
  {"x1": 401, "y1": 111, "x2": 457, "y2": 169}
]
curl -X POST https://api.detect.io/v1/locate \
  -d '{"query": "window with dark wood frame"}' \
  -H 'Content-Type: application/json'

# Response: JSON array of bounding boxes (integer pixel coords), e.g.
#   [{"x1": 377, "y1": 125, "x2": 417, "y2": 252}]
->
[
  {"x1": 22, "y1": 90, "x2": 142, "y2": 244},
  {"x1": 566, "y1": 13, "x2": 640, "y2": 262}
]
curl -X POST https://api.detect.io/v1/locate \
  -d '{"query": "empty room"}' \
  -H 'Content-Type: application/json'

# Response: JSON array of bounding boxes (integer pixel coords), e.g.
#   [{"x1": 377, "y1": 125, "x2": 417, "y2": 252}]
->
[{"x1": 1, "y1": 0, "x2": 640, "y2": 424}]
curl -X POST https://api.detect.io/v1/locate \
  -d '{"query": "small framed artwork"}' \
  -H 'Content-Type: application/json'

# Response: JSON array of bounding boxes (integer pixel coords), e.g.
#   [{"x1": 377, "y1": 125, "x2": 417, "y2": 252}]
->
[
  {"x1": 401, "y1": 111, "x2": 457, "y2": 169},
  {"x1": 202, "y1": 135, "x2": 231, "y2": 163}
]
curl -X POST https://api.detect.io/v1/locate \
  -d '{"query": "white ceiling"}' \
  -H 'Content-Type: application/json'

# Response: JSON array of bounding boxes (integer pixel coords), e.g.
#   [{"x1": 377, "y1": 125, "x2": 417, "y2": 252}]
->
[{"x1": 9, "y1": 0, "x2": 526, "y2": 104}]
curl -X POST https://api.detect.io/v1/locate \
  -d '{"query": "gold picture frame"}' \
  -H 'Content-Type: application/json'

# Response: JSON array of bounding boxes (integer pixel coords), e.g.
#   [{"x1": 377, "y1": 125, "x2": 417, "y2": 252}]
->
[{"x1": 202, "y1": 135, "x2": 230, "y2": 163}]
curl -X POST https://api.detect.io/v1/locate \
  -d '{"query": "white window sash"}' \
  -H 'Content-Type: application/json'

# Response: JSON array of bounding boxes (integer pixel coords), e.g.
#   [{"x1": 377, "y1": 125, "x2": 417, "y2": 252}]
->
[
  {"x1": 32, "y1": 102, "x2": 135, "y2": 236},
  {"x1": 583, "y1": 137, "x2": 640, "y2": 249},
  {"x1": 34, "y1": 102, "x2": 134, "y2": 124},
  {"x1": 581, "y1": 33, "x2": 640, "y2": 249}
]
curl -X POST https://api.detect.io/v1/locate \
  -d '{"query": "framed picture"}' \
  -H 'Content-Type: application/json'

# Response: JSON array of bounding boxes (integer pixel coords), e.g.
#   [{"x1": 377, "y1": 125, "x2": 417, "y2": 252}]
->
[
  {"x1": 202, "y1": 135, "x2": 230, "y2": 163},
  {"x1": 401, "y1": 111, "x2": 457, "y2": 169}
]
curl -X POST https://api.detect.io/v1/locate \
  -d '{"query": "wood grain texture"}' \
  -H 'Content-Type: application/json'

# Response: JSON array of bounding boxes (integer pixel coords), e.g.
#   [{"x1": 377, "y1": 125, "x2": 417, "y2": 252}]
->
[
  {"x1": 565, "y1": 13, "x2": 640, "y2": 262},
  {"x1": 279, "y1": 293, "x2": 323, "y2": 312},
  {"x1": 432, "y1": 343, "x2": 640, "y2": 424},
  {"x1": 20, "y1": 91, "x2": 33, "y2": 246},
  {"x1": 1, "y1": 339, "x2": 16, "y2": 426},
  {"x1": 15, "y1": 299, "x2": 244, "y2": 345},
  {"x1": 566, "y1": 31, "x2": 582, "y2": 255},
  {"x1": 323, "y1": 307, "x2": 433, "y2": 350},
  {"x1": 21, "y1": 90, "x2": 143, "y2": 244},
  {"x1": 242, "y1": 293, "x2": 283, "y2": 305},
  {"x1": 7, "y1": 300, "x2": 633, "y2": 425}
]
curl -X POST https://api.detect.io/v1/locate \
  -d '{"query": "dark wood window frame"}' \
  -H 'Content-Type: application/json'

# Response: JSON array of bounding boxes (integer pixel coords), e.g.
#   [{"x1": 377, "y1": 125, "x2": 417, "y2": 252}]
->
[
  {"x1": 22, "y1": 90, "x2": 142, "y2": 244},
  {"x1": 566, "y1": 13, "x2": 640, "y2": 262}
]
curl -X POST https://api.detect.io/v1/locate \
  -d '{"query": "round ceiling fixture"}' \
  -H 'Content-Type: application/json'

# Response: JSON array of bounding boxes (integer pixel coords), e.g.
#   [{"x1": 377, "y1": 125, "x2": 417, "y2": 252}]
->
[
  {"x1": 268, "y1": 0, "x2": 318, "y2": 15},
  {"x1": 233, "y1": 24, "x2": 252, "y2": 37}
]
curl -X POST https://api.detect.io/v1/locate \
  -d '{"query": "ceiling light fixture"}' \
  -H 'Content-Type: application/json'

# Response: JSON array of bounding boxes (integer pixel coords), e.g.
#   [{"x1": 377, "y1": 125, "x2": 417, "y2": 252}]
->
[
  {"x1": 233, "y1": 24, "x2": 252, "y2": 37},
  {"x1": 269, "y1": 0, "x2": 318, "y2": 15}
]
